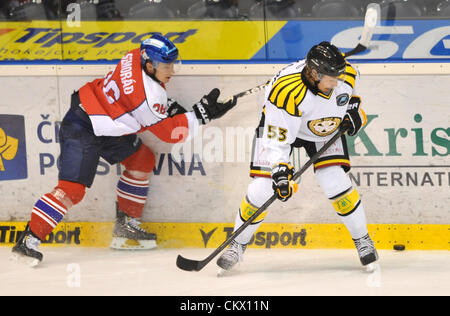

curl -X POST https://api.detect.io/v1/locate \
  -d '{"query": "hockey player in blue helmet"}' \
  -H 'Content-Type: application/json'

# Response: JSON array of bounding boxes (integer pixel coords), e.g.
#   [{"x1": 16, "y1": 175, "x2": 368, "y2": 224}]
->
[
  {"x1": 140, "y1": 34, "x2": 181, "y2": 85},
  {"x1": 11, "y1": 33, "x2": 238, "y2": 265}
]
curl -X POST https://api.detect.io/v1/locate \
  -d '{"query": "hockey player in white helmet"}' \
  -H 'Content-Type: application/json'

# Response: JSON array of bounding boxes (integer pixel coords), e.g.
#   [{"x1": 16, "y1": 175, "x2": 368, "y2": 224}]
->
[{"x1": 217, "y1": 41, "x2": 378, "y2": 272}]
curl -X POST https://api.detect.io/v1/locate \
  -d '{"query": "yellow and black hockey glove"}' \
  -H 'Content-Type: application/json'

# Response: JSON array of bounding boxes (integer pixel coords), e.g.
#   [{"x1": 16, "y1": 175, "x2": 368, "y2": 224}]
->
[
  {"x1": 342, "y1": 96, "x2": 367, "y2": 136},
  {"x1": 271, "y1": 163, "x2": 298, "y2": 202}
]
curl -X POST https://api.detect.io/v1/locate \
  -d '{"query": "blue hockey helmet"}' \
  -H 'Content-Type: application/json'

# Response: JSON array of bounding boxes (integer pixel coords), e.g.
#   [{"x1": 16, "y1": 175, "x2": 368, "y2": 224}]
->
[{"x1": 140, "y1": 34, "x2": 179, "y2": 66}]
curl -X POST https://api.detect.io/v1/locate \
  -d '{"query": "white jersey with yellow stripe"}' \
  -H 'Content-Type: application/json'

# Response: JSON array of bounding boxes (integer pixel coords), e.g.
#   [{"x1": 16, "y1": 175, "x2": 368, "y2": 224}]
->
[{"x1": 261, "y1": 59, "x2": 359, "y2": 166}]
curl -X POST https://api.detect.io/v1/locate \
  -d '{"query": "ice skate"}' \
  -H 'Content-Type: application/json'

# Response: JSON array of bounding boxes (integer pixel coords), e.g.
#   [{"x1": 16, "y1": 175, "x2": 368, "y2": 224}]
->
[
  {"x1": 11, "y1": 223, "x2": 43, "y2": 267},
  {"x1": 216, "y1": 240, "x2": 247, "y2": 275},
  {"x1": 353, "y1": 234, "x2": 378, "y2": 266},
  {"x1": 110, "y1": 210, "x2": 157, "y2": 250}
]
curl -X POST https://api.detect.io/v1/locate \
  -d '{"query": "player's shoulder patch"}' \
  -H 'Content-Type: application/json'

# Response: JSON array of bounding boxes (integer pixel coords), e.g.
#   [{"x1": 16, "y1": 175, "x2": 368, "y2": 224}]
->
[
  {"x1": 268, "y1": 73, "x2": 306, "y2": 117},
  {"x1": 343, "y1": 62, "x2": 358, "y2": 89}
]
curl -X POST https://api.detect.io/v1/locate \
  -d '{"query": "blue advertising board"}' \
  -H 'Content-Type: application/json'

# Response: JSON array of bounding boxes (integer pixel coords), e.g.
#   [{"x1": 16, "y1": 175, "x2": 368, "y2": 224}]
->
[{"x1": 258, "y1": 19, "x2": 450, "y2": 63}]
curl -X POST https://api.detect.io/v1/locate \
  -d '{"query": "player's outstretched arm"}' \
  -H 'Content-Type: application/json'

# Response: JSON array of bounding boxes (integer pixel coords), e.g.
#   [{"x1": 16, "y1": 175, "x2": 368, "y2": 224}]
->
[{"x1": 143, "y1": 89, "x2": 237, "y2": 143}]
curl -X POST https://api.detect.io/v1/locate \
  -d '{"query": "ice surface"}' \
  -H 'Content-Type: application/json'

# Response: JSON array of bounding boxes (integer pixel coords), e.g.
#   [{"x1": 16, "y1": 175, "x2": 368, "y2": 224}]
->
[{"x1": 0, "y1": 247, "x2": 448, "y2": 296}]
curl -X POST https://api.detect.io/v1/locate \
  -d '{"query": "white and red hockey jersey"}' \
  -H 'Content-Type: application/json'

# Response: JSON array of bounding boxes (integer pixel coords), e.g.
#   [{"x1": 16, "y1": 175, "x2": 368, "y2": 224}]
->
[{"x1": 79, "y1": 48, "x2": 198, "y2": 143}]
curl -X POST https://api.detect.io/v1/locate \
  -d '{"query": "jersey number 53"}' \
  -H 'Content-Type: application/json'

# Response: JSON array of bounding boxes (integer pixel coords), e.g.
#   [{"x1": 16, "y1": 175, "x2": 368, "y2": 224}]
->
[{"x1": 267, "y1": 125, "x2": 288, "y2": 142}]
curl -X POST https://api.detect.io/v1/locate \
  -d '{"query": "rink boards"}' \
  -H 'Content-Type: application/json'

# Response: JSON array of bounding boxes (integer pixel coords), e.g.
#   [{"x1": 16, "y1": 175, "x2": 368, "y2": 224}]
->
[{"x1": 0, "y1": 68, "x2": 449, "y2": 250}]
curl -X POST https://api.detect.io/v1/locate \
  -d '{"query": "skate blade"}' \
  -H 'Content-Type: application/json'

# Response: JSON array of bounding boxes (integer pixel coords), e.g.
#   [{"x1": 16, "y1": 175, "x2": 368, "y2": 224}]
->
[
  {"x1": 217, "y1": 268, "x2": 227, "y2": 277},
  {"x1": 217, "y1": 267, "x2": 240, "y2": 277},
  {"x1": 10, "y1": 253, "x2": 40, "y2": 268},
  {"x1": 365, "y1": 262, "x2": 380, "y2": 273},
  {"x1": 110, "y1": 237, "x2": 157, "y2": 250}
]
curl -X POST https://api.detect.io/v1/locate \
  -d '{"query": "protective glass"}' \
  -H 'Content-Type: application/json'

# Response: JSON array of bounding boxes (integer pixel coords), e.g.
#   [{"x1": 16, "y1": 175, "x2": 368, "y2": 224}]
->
[{"x1": 319, "y1": 72, "x2": 347, "y2": 89}]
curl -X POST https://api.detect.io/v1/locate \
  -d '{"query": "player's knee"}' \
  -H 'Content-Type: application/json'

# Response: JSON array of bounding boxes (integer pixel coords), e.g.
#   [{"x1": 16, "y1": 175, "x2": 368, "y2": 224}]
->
[
  {"x1": 239, "y1": 196, "x2": 267, "y2": 223},
  {"x1": 315, "y1": 166, "x2": 362, "y2": 216},
  {"x1": 315, "y1": 166, "x2": 352, "y2": 199},
  {"x1": 121, "y1": 144, "x2": 155, "y2": 174},
  {"x1": 53, "y1": 180, "x2": 86, "y2": 207},
  {"x1": 247, "y1": 177, "x2": 273, "y2": 207},
  {"x1": 331, "y1": 187, "x2": 361, "y2": 216}
]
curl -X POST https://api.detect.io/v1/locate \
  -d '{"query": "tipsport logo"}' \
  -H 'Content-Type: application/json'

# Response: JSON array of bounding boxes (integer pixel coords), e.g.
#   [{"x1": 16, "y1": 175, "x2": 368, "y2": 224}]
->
[
  {"x1": 0, "y1": 115, "x2": 27, "y2": 181},
  {"x1": 200, "y1": 226, "x2": 307, "y2": 249}
]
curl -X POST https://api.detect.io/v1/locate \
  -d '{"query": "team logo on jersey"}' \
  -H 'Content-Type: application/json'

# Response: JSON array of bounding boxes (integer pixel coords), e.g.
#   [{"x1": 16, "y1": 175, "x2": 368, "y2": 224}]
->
[
  {"x1": 0, "y1": 115, "x2": 27, "y2": 181},
  {"x1": 308, "y1": 117, "x2": 342, "y2": 137},
  {"x1": 336, "y1": 93, "x2": 349, "y2": 106}
]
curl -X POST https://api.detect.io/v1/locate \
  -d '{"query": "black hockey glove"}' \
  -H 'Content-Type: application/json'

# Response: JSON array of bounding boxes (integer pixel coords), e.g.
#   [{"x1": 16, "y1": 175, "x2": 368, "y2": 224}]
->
[
  {"x1": 271, "y1": 163, "x2": 298, "y2": 202},
  {"x1": 192, "y1": 88, "x2": 238, "y2": 125},
  {"x1": 167, "y1": 98, "x2": 187, "y2": 117},
  {"x1": 342, "y1": 96, "x2": 366, "y2": 136}
]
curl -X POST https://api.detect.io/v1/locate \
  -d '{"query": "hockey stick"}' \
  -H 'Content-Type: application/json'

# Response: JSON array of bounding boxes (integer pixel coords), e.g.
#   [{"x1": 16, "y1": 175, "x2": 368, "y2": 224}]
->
[
  {"x1": 176, "y1": 126, "x2": 349, "y2": 272},
  {"x1": 343, "y1": 2, "x2": 380, "y2": 58},
  {"x1": 232, "y1": 84, "x2": 266, "y2": 100},
  {"x1": 222, "y1": 3, "x2": 380, "y2": 103},
  {"x1": 222, "y1": 83, "x2": 267, "y2": 104}
]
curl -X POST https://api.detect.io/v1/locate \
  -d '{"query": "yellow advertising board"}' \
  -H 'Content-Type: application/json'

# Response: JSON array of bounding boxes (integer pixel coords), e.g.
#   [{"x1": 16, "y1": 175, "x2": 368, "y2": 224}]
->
[
  {"x1": 0, "y1": 20, "x2": 286, "y2": 61},
  {"x1": 0, "y1": 222, "x2": 448, "y2": 250}
]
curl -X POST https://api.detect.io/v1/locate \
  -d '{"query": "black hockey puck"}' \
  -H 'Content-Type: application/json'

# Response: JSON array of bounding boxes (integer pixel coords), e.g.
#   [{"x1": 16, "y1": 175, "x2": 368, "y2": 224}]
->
[{"x1": 393, "y1": 244, "x2": 405, "y2": 251}]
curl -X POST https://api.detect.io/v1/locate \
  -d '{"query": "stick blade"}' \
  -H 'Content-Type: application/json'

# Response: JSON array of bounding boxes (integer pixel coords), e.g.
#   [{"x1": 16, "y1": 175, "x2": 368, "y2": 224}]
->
[
  {"x1": 365, "y1": 3, "x2": 381, "y2": 28},
  {"x1": 360, "y1": 3, "x2": 380, "y2": 47},
  {"x1": 344, "y1": 43, "x2": 367, "y2": 58},
  {"x1": 176, "y1": 255, "x2": 203, "y2": 272}
]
